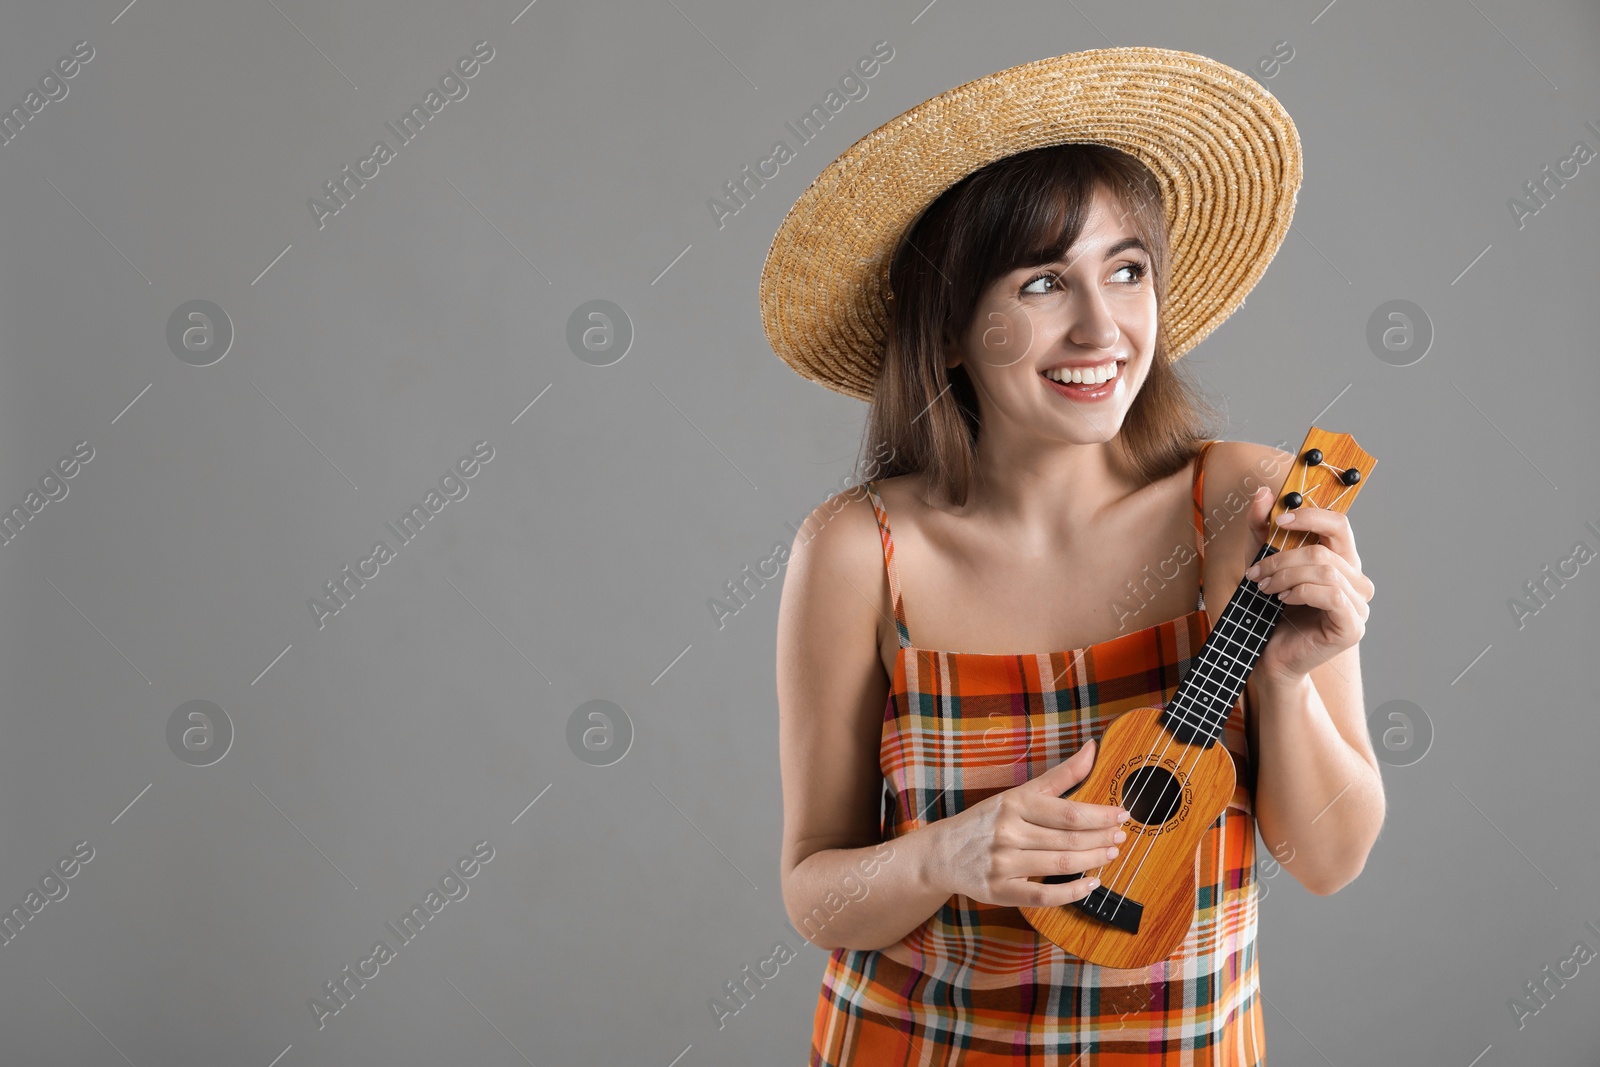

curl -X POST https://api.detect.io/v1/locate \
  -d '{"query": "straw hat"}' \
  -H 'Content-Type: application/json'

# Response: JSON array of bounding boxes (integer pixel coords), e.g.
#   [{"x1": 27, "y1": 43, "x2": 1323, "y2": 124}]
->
[{"x1": 757, "y1": 46, "x2": 1303, "y2": 402}]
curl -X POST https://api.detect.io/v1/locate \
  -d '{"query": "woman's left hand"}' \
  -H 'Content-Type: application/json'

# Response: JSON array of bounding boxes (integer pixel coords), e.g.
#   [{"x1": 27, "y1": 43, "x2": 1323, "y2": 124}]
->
[{"x1": 1240, "y1": 485, "x2": 1375, "y2": 686}]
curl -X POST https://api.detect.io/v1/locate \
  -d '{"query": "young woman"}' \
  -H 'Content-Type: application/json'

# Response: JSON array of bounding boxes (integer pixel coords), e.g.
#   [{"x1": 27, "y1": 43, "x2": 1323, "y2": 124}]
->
[{"x1": 764, "y1": 50, "x2": 1383, "y2": 1063}]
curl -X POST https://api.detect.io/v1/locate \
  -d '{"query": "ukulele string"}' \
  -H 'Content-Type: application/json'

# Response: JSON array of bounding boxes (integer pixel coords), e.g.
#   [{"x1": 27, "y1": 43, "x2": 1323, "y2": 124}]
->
[
  {"x1": 1088, "y1": 511, "x2": 1312, "y2": 908},
  {"x1": 1091, "y1": 462, "x2": 1359, "y2": 918},
  {"x1": 1086, "y1": 460, "x2": 1353, "y2": 919},
  {"x1": 1107, "y1": 471, "x2": 1359, "y2": 904}
]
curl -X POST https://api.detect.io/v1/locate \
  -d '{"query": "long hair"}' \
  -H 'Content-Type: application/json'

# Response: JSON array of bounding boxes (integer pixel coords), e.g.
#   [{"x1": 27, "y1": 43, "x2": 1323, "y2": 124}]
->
[{"x1": 857, "y1": 143, "x2": 1225, "y2": 505}]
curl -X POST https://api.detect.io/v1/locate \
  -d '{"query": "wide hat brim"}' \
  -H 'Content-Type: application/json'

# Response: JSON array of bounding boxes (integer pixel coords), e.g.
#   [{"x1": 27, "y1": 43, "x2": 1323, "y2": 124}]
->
[{"x1": 758, "y1": 46, "x2": 1303, "y2": 403}]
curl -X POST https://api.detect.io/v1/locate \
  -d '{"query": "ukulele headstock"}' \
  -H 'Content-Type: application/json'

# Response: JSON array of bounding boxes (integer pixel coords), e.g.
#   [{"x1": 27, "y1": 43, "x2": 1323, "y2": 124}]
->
[{"x1": 1267, "y1": 426, "x2": 1377, "y2": 548}]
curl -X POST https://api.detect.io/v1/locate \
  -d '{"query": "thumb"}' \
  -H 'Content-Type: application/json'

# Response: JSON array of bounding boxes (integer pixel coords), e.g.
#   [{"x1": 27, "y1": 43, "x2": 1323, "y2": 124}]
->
[{"x1": 1038, "y1": 737, "x2": 1097, "y2": 794}]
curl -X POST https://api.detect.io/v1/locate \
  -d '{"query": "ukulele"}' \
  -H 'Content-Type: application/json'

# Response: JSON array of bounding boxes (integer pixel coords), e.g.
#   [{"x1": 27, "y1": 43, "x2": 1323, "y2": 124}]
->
[{"x1": 1019, "y1": 426, "x2": 1376, "y2": 969}]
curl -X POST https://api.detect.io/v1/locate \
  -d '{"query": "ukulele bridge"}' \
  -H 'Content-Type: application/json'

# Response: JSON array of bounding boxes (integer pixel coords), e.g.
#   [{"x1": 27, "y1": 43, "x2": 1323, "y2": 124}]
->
[{"x1": 1039, "y1": 872, "x2": 1145, "y2": 934}]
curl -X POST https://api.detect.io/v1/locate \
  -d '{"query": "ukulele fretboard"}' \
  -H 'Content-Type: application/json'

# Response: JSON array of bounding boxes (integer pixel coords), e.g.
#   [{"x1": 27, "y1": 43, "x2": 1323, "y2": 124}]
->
[{"x1": 1159, "y1": 542, "x2": 1285, "y2": 747}]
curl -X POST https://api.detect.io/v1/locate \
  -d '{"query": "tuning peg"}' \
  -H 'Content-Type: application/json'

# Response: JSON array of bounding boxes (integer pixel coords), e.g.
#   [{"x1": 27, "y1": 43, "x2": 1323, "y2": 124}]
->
[
  {"x1": 1283, "y1": 492, "x2": 1303, "y2": 509},
  {"x1": 1303, "y1": 448, "x2": 1323, "y2": 466},
  {"x1": 1340, "y1": 467, "x2": 1361, "y2": 485}
]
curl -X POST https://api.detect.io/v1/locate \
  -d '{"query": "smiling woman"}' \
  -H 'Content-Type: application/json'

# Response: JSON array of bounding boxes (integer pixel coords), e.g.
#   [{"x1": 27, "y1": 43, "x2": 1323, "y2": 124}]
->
[
  {"x1": 865, "y1": 142, "x2": 1219, "y2": 505},
  {"x1": 761, "y1": 47, "x2": 1382, "y2": 1066}
]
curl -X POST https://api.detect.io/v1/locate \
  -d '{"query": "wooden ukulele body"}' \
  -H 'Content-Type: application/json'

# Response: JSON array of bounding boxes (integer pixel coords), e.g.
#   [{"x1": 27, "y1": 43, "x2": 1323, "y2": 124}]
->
[{"x1": 1018, "y1": 705, "x2": 1235, "y2": 969}]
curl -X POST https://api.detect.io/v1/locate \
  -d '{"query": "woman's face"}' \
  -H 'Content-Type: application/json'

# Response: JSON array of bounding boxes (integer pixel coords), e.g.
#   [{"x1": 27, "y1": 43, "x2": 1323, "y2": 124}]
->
[{"x1": 948, "y1": 182, "x2": 1158, "y2": 445}]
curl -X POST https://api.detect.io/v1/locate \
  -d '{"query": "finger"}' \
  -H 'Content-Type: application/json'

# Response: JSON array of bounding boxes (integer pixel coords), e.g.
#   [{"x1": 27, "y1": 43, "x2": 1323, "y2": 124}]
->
[
  {"x1": 1249, "y1": 543, "x2": 1369, "y2": 598},
  {"x1": 1019, "y1": 844, "x2": 1122, "y2": 883},
  {"x1": 1033, "y1": 793, "x2": 1129, "y2": 832},
  {"x1": 1262, "y1": 562, "x2": 1369, "y2": 618},
  {"x1": 1011, "y1": 818, "x2": 1128, "y2": 853},
  {"x1": 1275, "y1": 576, "x2": 1368, "y2": 629},
  {"x1": 1019, "y1": 871, "x2": 1101, "y2": 909},
  {"x1": 1034, "y1": 737, "x2": 1098, "y2": 796},
  {"x1": 1273, "y1": 505, "x2": 1362, "y2": 570}
]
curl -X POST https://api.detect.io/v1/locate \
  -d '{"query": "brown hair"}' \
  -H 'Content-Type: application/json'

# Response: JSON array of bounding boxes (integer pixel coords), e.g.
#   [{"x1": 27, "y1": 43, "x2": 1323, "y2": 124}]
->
[{"x1": 857, "y1": 143, "x2": 1225, "y2": 506}]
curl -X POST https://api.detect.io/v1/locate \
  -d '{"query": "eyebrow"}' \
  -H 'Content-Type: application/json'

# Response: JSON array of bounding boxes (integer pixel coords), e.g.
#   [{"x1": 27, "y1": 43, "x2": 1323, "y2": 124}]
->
[{"x1": 1022, "y1": 235, "x2": 1149, "y2": 267}]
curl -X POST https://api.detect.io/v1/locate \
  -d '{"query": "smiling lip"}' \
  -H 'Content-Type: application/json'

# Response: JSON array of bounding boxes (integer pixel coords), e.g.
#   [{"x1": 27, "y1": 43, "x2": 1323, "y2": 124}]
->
[{"x1": 1040, "y1": 362, "x2": 1121, "y2": 401}]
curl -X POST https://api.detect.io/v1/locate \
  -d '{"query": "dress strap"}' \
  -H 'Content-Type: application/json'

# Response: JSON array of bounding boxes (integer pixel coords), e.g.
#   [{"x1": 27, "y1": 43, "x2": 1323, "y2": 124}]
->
[
  {"x1": 862, "y1": 481, "x2": 912, "y2": 649},
  {"x1": 1191, "y1": 440, "x2": 1219, "y2": 613}
]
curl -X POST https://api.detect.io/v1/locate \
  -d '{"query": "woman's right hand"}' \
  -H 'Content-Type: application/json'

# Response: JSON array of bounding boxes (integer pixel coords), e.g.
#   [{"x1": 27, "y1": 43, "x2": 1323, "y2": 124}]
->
[{"x1": 929, "y1": 738, "x2": 1129, "y2": 908}]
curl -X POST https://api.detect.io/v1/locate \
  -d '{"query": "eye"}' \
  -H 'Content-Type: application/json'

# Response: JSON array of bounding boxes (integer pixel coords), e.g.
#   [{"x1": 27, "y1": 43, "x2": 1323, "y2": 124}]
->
[
  {"x1": 1020, "y1": 271, "x2": 1058, "y2": 295},
  {"x1": 1115, "y1": 261, "x2": 1149, "y2": 284}
]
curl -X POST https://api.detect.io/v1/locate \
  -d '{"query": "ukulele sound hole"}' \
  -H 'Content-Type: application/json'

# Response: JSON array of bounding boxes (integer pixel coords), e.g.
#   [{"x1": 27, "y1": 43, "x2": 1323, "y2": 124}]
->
[{"x1": 1119, "y1": 765, "x2": 1183, "y2": 827}]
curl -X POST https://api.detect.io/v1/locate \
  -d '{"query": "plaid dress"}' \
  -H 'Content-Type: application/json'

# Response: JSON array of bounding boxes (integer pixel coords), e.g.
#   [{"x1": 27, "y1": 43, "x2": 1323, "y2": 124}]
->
[{"x1": 810, "y1": 442, "x2": 1264, "y2": 1065}]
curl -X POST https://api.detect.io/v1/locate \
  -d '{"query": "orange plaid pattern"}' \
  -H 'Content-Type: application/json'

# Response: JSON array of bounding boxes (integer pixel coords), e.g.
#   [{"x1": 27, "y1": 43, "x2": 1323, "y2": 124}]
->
[{"x1": 809, "y1": 442, "x2": 1265, "y2": 1065}]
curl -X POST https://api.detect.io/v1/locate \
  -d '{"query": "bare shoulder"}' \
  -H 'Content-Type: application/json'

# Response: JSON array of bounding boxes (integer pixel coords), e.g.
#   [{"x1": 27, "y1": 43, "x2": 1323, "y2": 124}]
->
[
  {"x1": 1200, "y1": 439, "x2": 1296, "y2": 580},
  {"x1": 1210, "y1": 439, "x2": 1295, "y2": 502},
  {"x1": 777, "y1": 478, "x2": 893, "y2": 664}
]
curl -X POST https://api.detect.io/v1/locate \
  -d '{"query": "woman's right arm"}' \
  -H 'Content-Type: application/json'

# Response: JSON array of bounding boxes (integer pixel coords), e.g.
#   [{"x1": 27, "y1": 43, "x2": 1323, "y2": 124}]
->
[{"x1": 776, "y1": 487, "x2": 1127, "y2": 953}]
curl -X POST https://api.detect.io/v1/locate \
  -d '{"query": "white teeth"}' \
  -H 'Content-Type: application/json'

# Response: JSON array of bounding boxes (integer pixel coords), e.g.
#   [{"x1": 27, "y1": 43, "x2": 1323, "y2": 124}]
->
[{"x1": 1044, "y1": 362, "x2": 1119, "y2": 386}]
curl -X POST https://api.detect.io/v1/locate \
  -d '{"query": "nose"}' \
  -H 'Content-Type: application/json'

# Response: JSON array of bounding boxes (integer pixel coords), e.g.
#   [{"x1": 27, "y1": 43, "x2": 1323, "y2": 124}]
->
[{"x1": 1064, "y1": 286, "x2": 1121, "y2": 351}]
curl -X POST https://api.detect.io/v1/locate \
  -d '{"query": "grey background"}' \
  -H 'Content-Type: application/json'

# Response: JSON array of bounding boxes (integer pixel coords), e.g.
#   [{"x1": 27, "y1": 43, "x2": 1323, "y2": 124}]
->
[{"x1": 0, "y1": 0, "x2": 1595, "y2": 1063}]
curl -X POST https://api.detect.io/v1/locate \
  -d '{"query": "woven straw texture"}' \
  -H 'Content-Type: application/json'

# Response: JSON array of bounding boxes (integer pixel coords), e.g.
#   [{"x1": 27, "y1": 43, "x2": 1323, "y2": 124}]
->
[{"x1": 758, "y1": 46, "x2": 1303, "y2": 402}]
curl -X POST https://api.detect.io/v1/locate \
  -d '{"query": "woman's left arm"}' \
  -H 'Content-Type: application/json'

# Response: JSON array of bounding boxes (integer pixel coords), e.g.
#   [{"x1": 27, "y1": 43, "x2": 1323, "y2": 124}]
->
[{"x1": 1238, "y1": 479, "x2": 1387, "y2": 896}]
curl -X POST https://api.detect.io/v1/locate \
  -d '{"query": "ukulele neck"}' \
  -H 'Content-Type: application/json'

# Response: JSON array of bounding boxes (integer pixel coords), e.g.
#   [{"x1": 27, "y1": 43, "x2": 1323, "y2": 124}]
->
[{"x1": 1159, "y1": 541, "x2": 1285, "y2": 748}]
